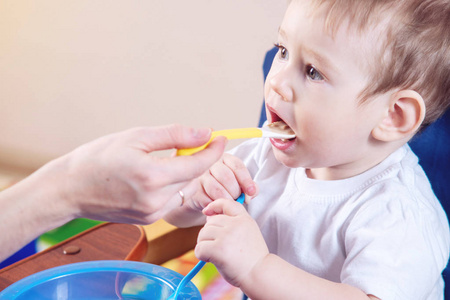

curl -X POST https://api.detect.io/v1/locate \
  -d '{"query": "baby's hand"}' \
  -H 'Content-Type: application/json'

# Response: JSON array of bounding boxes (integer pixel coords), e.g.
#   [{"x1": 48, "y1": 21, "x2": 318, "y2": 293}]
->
[
  {"x1": 195, "y1": 198, "x2": 269, "y2": 287},
  {"x1": 194, "y1": 153, "x2": 258, "y2": 209},
  {"x1": 164, "y1": 154, "x2": 257, "y2": 228}
]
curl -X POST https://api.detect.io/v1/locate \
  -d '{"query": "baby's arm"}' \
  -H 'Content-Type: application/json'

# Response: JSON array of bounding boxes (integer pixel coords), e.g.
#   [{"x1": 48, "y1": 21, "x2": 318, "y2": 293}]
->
[
  {"x1": 164, "y1": 153, "x2": 258, "y2": 227},
  {"x1": 196, "y1": 199, "x2": 380, "y2": 300}
]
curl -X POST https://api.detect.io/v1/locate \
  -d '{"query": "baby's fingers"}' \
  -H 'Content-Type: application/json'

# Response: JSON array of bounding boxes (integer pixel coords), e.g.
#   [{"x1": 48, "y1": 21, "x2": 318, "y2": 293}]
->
[
  {"x1": 222, "y1": 154, "x2": 258, "y2": 199},
  {"x1": 202, "y1": 198, "x2": 247, "y2": 217},
  {"x1": 196, "y1": 213, "x2": 239, "y2": 264},
  {"x1": 202, "y1": 166, "x2": 236, "y2": 200}
]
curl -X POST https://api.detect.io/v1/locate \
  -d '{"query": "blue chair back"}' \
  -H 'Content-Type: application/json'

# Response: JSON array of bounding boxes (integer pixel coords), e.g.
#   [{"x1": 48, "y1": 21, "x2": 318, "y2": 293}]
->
[{"x1": 260, "y1": 46, "x2": 450, "y2": 298}]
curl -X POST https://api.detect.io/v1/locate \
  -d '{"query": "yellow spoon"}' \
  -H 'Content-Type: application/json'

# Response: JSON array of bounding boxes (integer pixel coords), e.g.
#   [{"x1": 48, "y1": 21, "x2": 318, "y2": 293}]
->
[{"x1": 177, "y1": 122, "x2": 295, "y2": 156}]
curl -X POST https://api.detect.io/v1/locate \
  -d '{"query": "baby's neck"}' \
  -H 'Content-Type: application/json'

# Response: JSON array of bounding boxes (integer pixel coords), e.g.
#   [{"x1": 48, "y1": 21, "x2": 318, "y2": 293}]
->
[{"x1": 305, "y1": 142, "x2": 407, "y2": 181}]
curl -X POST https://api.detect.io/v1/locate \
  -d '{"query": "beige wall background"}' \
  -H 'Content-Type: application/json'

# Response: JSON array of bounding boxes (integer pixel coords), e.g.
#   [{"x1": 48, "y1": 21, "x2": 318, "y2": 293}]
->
[{"x1": 0, "y1": 1, "x2": 287, "y2": 172}]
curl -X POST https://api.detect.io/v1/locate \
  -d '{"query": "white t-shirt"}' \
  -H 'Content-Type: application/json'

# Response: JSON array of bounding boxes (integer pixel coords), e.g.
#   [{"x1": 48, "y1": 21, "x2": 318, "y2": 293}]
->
[{"x1": 229, "y1": 139, "x2": 450, "y2": 299}]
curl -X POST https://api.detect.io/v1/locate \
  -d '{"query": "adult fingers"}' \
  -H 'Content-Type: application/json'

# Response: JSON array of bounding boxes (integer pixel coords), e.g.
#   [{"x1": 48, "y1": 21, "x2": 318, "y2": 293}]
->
[
  {"x1": 131, "y1": 124, "x2": 213, "y2": 152},
  {"x1": 170, "y1": 179, "x2": 203, "y2": 209},
  {"x1": 148, "y1": 137, "x2": 227, "y2": 186}
]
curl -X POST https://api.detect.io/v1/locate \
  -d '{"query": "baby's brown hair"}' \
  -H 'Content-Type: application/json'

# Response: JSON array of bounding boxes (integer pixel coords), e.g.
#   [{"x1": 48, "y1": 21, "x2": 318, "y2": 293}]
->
[{"x1": 309, "y1": 0, "x2": 450, "y2": 128}]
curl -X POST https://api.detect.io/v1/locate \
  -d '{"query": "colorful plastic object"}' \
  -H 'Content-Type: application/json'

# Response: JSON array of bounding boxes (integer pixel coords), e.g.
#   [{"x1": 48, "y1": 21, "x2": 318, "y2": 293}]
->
[
  {"x1": 36, "y1": 218, "x2": 103, "y2": 251},
  {"x1": 0, "y1": 260, "x2": 201, "y2": 300},
  {"x1": 176, "y1": 125, "x2": 295, "y2": 156}
]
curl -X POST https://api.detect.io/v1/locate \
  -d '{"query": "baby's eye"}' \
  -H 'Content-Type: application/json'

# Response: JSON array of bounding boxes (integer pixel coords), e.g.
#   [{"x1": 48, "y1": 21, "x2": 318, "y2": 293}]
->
[
  {"x1": 306, "y1": 65, "x2": 324, "y2": 81},
  {"x1": 274, "y1": 43, "x2": 289, "y2": 60}
]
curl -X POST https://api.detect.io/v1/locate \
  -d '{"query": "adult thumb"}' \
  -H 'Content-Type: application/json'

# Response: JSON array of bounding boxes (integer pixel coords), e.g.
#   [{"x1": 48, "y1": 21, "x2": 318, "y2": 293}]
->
[{"x1": 138, "y1": 124, "x2": 213, "y2": 152}]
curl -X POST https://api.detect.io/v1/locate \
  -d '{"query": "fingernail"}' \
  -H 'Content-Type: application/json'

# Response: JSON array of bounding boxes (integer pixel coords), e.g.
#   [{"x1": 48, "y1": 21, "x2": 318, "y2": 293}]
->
[
  {"x1": 192, "y1": 128, "x2": 211, "y2": 139},
  {"x1": 247, "y1": 184, "x2": 256, "y2": 195}
]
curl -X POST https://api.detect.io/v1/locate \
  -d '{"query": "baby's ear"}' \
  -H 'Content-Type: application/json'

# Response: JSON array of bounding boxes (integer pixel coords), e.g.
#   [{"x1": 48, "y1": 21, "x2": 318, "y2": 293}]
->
[{"x1": 371, "y1": 90, "x2": 425, "y2": 142}]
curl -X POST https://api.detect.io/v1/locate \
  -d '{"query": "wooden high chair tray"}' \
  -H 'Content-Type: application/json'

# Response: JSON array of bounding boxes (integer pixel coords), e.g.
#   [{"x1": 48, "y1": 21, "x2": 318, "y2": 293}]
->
[{"x1": 0, "y1": 222, "x2": 147, "y2": 291}]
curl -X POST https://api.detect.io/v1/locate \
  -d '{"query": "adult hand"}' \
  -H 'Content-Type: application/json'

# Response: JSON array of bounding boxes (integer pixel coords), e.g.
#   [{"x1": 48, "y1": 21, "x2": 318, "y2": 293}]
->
[
  {"x1": 52, "y1": 124, "x2": 228, "y2": 224},
  {"x1": 0, "y1": 124, "x2": 226, "y2": 261}
]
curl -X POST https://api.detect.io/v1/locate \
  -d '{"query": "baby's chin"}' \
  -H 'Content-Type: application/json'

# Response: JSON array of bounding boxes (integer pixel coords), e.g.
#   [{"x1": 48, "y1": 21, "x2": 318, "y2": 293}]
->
[{"x1": 272, "y1": 148, "x2": 304, "y2": 169}]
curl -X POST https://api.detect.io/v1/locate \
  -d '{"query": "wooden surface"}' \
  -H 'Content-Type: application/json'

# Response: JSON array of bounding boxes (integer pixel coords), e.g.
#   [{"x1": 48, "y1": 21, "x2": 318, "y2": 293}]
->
[
  {"x1": 144, "y1": 225, "x2": 202, "y2": 265},
  {"x1": 0, "y1": 223, "x2": 147, "y2": 291}
]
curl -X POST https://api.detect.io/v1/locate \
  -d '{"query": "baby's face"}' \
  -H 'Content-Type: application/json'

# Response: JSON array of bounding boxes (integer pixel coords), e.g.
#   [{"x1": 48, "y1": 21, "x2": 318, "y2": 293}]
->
[{"x1": 264, "y1": 0, "x2": 389, "y2": 180}]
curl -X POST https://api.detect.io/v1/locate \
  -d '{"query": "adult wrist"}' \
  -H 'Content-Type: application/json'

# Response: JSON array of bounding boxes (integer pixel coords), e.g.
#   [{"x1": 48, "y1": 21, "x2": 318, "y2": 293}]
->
[{"x1": 27, "y1": 156, "x2": 77, "y2": 227}]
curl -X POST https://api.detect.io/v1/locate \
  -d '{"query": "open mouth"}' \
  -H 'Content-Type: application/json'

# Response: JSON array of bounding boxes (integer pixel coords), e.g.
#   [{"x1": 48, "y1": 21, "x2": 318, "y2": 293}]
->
[
  {"x1": 267, "y1": 121, "x2": 295, "y2": 141},
  {"x1": 268, "y1": 110, "x2": 296, "y2": 142}
]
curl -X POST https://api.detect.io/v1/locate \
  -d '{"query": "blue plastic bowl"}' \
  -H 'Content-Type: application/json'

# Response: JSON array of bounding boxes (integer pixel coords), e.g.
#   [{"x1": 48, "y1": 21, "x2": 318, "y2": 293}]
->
[{"x1": 0, "y1": 260, "x2": 201, "y2": 300}]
